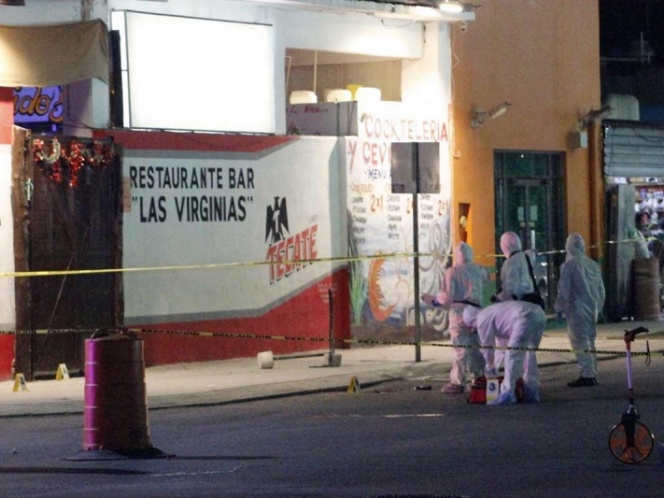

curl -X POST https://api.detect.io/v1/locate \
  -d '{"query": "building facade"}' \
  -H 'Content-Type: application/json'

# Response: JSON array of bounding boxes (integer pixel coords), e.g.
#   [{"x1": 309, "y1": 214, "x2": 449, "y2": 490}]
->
[
  {"x1": 449, "y1": 0, "x2": 602, "y2": 308},
  {"x1": 0, "y1": 0, "x2": 604, "y2": 380}
]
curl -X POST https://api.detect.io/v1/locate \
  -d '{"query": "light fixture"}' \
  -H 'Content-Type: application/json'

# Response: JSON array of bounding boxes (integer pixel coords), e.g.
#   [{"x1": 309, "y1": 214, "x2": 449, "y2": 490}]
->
[
  {"x1": 471, "y1": 101, "x2": 511, "y2": 129},
  {"x1": 439, "y1": 0, "x2": 463, "y2": 13},
  {"x1": 0, "y1": 0, "x2": 26, "y2": 5},
  {"x1": 439, "y1": 0, "x2": 474, "y2": 13}
]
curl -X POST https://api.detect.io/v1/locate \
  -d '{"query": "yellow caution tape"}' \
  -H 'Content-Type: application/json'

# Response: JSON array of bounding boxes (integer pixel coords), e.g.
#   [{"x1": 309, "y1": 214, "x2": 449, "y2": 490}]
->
[
  {"x1": 0, "y1": 326, "x2": 651, "y2": 357},
  {"x1": 0, "y1": 237, "x2": 646, "y2": 278}
]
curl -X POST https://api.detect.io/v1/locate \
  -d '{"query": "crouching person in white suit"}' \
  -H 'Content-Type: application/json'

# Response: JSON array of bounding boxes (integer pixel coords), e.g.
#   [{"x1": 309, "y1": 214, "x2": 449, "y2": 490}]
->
[{"x1": 464, "y1": 300, "x2": 546, "y2": 405}]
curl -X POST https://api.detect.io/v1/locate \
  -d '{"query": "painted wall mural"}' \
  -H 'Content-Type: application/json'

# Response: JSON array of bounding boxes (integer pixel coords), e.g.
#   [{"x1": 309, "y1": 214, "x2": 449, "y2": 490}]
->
[
  {"x1": 286, "y1": 100, "x2": 454, "y2": 345},
  {"x1": 344, "y1": 135, "x2": 452, "y2": 344}
]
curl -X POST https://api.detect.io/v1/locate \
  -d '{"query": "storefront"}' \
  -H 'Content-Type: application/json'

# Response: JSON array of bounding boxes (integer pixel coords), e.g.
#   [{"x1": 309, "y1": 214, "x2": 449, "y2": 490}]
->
[
  {"x1": 0, "y1": 1, "x2": 469, "y2": 379},
  {"x1": 604, "y1": 121, "x2": 664, "y2": 321}
]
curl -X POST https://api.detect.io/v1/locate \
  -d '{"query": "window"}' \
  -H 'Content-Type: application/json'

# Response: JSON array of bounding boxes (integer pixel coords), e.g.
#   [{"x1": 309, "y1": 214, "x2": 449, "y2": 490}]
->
[{"x1": 111, "y1": 12, "x2": 275, "y2": 134}]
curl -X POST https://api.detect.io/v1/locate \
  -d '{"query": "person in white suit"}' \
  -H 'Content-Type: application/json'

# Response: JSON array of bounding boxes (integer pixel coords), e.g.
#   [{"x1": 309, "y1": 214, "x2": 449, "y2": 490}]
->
[
  {"x1": 464, "y1": 300, "x2": 546, "y2": 405},
  {"x1": 491, "y1": 231, "x2": 541, "y2": 371},
  {"x1": 422, "y1": 242, "x2": 489, "y2": 394},
  {"x1": 554, "y1": 233, "x2": 606, "y2": 387},
  {"x1": 493, "y1": 231, "x2": 536, "y2": 303}
]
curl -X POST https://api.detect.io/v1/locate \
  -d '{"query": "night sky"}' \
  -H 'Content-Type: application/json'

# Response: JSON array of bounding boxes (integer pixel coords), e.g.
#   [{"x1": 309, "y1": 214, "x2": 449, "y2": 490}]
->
[{"x1": 600, "y1": 0, "x2": 664, "y2": 66}]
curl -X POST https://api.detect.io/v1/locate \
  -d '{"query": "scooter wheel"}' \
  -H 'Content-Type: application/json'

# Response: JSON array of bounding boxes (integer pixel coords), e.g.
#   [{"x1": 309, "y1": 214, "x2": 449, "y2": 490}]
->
[{"x1": 608, "y1": 421, "x2": 655, "y2": 464}]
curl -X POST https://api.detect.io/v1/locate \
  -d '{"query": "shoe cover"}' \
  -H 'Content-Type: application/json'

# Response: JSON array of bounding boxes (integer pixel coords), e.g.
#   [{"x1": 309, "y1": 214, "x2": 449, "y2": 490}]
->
[
  {"x1": 523, "y1": 385, "x2": 540, "y2": 403},
  {"x1": 441, "y1": 382, "x2": 465, "y2": 394},
  {"x1": 488, "y1": 391, "x2": 517, "y2": 406}
]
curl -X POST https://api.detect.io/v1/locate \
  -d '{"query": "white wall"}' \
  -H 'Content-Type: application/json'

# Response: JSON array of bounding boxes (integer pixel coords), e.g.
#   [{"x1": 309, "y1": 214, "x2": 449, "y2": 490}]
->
[
  {"x1": 402, "y1": 22, "x2": 452, "y2": 109},
  {"x1": 0, "y1": 144, "x2": 16, "y2": 330},
  {"x1": 122, "y1": 136, "x2": 343, "y2": 324}
]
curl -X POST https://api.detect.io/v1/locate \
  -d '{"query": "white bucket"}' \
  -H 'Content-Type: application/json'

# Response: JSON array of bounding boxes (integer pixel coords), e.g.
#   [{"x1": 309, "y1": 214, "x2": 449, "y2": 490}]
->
[{"x1": 257, "y1": 351, "x2": 274, "y2": 369}]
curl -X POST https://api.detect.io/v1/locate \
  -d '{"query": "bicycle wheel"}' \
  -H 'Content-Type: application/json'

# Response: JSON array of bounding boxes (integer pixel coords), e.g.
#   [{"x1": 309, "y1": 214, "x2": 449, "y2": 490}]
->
[{"x1": 608, "y1": 420, "x2": 655, "y2": 464}]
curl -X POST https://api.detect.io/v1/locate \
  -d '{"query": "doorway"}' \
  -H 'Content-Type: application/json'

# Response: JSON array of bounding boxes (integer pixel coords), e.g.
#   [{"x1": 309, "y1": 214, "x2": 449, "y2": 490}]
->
[
  {"x1": 14, "y1": 137, "x2": 123, "y2": 380},
  {"x1": 494, "y1": 151, "x2": 565, "y2": 310}
]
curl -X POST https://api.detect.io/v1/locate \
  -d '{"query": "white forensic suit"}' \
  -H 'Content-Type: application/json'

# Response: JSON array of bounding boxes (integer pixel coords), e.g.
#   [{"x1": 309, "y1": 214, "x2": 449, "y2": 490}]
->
[
  {"x1": 492, "y1": 231, "x2": 538, "y2": 371},
  {"x1": 495, "y1": 231, "x2": 537, "y2": 303},
  {"x1": 554, "y1": 233, "x2": 606, "y2": 385},
  {"x1": 422, "y1": 242, "x2": 489, "y2": 393},
  {"x1": 464, "y1": 300, "x2": 546, "y2": 405}
]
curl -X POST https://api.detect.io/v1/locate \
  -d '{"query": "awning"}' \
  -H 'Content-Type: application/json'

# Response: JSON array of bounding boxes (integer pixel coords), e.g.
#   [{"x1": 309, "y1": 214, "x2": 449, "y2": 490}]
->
[
  {"x1": 604, "y1": 121, "x2": 664, "y2": 178},
  {"x1": 0, "y1": 19, "x2": 108, "y2": 87}
]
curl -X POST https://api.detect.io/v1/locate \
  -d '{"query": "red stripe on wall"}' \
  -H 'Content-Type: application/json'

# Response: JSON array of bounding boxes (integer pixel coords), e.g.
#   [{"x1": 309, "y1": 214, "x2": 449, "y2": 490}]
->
[
  {"x1": 139, "y1": 269, "x2": 350, "y2": 367},
  {"x1": 0, "y1": 336, "x2": 14, "y2": 381},
  {"x1": 93, "y1": 129, "x2": 298, "y2": 153}
]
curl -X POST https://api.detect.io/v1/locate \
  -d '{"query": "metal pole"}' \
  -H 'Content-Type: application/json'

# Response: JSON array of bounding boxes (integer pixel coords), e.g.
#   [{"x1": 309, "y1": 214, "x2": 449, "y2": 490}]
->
[
  {"x1": 413, "y1": 160, "x2": 421, "y2": 363},
  {"x1": 328, "y1": 288, "x2": 335, "y2": 366}
]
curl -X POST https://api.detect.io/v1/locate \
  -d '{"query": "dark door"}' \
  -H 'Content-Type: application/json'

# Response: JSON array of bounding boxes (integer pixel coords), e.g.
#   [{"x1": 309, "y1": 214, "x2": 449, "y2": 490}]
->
[
  {"x1": 495, "y1": 151, "x2": 565, "y2": 311},
  {"x1": 15, "y1": 137, "x2": 122, "y2": 379}
]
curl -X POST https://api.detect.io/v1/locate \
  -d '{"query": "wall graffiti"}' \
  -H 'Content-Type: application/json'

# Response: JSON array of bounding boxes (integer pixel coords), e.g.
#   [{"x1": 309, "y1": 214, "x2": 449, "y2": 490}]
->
[{"x1": 344, "y1": 136, "x2": 452, "y2": 343}]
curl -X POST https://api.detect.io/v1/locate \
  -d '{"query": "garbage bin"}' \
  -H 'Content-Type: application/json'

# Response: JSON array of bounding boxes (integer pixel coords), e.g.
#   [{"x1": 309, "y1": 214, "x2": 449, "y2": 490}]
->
[
  {"x1": 633, "y1": 258, "x2": 661, "y2": 320},
  {"x1": 83, "y1": 332, "x2": 152, "y2": 454}
]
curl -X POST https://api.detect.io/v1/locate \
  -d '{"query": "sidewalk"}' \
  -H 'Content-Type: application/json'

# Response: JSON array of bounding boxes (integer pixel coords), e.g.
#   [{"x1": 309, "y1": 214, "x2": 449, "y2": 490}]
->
[{"x1": 0, "y1": 319, "x2": 661, "y2": 418}]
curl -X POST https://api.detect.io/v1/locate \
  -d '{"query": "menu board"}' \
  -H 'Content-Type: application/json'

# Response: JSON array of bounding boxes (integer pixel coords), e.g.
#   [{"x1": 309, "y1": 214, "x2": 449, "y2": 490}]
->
[{"x1": 344, "y1": 137, "x2": 451, "y2": 342}]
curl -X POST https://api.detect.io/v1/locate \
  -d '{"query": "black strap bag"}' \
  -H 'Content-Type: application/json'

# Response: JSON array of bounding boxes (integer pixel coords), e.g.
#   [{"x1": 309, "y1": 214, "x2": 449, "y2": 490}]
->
[{"x1": 520, "y1": 254, "x2": 546, "y2": 310}]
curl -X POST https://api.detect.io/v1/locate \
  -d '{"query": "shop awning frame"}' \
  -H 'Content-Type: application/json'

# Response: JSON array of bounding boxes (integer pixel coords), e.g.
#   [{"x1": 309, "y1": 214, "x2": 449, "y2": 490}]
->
[{"x1": 0, "y1": 19, "x2": 108, "y2": 87}]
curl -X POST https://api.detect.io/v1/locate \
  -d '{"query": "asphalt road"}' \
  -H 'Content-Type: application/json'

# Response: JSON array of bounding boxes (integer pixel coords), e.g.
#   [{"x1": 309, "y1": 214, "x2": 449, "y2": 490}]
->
[{"x1": 0, "y1": 354, "x2": 663, "y2": 497}]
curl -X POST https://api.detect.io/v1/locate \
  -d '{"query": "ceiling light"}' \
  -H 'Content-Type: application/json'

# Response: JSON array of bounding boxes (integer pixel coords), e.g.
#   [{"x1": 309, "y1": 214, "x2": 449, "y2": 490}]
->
[{"x1": 439, "y1": 0, "x2": 473, "y2": 13}]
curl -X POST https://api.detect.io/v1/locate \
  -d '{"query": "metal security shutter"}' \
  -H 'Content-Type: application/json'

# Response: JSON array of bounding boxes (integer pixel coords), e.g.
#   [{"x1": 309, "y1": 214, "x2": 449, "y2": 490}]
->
[{"x1": 604, "y1": 121, "x2": 664, "y2": 178}]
